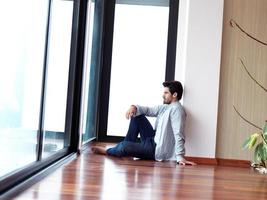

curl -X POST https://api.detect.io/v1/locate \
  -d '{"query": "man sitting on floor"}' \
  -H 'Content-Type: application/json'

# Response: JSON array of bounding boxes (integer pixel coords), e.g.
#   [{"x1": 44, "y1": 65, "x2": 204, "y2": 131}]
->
[{"x1": 92, "y1": 80, "x2": 196, "y2": 166}]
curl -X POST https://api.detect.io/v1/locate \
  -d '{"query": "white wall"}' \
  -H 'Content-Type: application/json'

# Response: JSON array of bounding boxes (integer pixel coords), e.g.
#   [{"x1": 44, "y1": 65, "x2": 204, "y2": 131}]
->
[{"x1": 176, "y1": 0, "x2": 224, "y2": 158}]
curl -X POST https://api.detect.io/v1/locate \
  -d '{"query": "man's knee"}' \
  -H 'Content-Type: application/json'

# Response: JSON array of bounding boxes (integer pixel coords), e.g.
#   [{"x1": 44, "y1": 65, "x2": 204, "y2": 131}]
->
[
  {"x1": 107, "y1": 142, "x2": 127, "y2": 157},
  {"x1": 134, "y1": 114, "x2": 146, "y2": 119},
  {"x1": 131, "y1": 114, "x2": 146, "y2": 124},
  {"x1": 117, "y1": 141, "x2": 138, "y2": 157}
]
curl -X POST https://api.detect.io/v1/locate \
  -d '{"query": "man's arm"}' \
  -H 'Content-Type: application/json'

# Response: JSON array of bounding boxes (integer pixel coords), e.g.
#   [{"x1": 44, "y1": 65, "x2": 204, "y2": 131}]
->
[
  {"x1": 170, "y1": 107, "x2": 196, "y2": 166},
  {"x1": 126, "y1": 104, "x2": 165, "y2": 119}
]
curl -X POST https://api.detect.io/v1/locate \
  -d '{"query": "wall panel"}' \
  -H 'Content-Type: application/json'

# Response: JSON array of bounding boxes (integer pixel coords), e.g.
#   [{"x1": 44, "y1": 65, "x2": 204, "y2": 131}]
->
[{"x1": 216, "y1": 0, "x2": 267, "y2": 159}]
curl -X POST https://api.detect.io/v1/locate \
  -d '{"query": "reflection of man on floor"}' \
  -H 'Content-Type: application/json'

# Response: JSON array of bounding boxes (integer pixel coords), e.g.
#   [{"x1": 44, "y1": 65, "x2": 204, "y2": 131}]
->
[{"x1": 92, "y1": 81, "x2": 196, "y2": 166}]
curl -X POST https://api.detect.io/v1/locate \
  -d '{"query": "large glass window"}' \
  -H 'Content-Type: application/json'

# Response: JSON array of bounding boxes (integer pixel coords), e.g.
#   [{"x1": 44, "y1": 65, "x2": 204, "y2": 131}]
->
[
  {"x1": 107, "y1": 1, "x2": 169, "y2": 136},
  {"x1": 42, "y1": 0, "x2": 74, "y2": 158},
  {"x1": 0, "y1": 1, "x2": 49, "y2": 177}
]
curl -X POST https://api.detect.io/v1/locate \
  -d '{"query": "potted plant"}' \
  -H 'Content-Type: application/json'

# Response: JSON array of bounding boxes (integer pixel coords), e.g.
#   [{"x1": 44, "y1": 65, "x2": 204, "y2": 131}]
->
[{"x1": 242, "y1": 121, "x2": 267, "y2": 173}]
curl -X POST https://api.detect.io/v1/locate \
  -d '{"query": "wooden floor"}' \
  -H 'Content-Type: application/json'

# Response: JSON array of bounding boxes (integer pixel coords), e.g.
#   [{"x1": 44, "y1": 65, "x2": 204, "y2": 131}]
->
[{"x1": 14, "y1": 142, "x2": 267, "y2": 200}]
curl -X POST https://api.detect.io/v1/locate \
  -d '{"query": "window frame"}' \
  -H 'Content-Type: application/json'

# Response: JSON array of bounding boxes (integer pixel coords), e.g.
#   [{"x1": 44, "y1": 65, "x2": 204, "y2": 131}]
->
[
  {"x1": 0, "y1": 0, "x2": 87, "y2": 196},
  {"x1": 97, "y1": 0, "x2": 179, "y2": 142}
]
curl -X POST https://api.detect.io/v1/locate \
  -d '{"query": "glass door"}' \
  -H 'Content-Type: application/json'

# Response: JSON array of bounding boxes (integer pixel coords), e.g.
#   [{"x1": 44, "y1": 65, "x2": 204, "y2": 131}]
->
[
  {"x1": 42, "y1": 0, "x2": 74, "y2": 158},
  {"x1": 0, "y1": 0, "x2": 49, "y2": 177},
  {"x1": 0, "y1": 0, "x2": 80, "y2": 194},
  {"x1": 98, "y1": 0, "x2": 179, "y2": 139}
]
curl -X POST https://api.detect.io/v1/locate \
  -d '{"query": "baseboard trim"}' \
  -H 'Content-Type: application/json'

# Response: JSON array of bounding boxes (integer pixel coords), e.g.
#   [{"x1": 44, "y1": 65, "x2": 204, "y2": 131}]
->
[
  {"x1": 217, "y1": 158, "x2": 251, "y2": 168},
  {"x1": 185, "y1": 156, "x2": 251, "y2": 167},
  {"x1": 185, "y1": 156, "x2": 218, "y2": 165}
]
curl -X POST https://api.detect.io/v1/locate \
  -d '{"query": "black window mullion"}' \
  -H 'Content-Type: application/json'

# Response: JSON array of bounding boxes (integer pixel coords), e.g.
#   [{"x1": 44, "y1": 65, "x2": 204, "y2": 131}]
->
[
  {"x1": 97, "y1": 0, "x2": 116, "y2": 141},
  {"x1": 165, "y1": 0, "x2": 179, "y2": 81},
  {"x1": 65, "y1": 0, "x2": 88, "y2": 152},
  {"x1": 36, "y1": 0, "x2": 52, "y2": 162}
]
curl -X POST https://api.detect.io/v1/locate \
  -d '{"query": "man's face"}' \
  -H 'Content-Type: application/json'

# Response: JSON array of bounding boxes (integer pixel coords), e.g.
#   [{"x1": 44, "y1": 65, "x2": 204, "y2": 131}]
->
[{"x1": 162, "y1": 87, "x2": 177, "y2": 104}]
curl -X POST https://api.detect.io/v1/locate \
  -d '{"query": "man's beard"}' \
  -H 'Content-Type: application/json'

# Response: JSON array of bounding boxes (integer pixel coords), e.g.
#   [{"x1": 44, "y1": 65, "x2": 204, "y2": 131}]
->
[{"x1": 163, "y1": 99, "x2": 171, "y2": 104}]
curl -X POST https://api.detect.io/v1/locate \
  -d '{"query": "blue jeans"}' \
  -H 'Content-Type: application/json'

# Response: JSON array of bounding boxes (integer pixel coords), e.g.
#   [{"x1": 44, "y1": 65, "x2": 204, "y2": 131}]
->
[{"x1": 107, "y1": 115, "x2": 156, "y2": 160}]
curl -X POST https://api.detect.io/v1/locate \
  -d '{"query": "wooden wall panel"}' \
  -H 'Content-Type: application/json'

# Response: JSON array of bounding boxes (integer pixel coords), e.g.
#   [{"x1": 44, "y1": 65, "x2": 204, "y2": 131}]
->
[{"x1": 216, "y1": 0, "x2": 267, "y2": 160}]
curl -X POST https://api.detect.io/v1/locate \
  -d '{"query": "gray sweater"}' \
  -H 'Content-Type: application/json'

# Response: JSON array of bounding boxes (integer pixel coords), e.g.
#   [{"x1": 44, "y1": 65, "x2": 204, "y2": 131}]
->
[{"x1": 135, "y1": 101, "x2": 186, "y2": 162}]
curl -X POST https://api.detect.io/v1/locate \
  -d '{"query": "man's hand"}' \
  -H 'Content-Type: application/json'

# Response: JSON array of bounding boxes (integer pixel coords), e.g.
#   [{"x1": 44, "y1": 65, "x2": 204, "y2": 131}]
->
[
  {"x1": 177, "y1": 158, "x2": 197, "y2": 166},
  {"x1": 126, "y1": 105, "x2": 137, "y2": 119}
]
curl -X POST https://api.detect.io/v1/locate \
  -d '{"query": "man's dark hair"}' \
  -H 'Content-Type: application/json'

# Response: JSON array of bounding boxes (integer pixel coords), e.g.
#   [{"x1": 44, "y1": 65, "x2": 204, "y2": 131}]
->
[{"x1": 162, "y1": 81, "x2": 183, "y2": 100}]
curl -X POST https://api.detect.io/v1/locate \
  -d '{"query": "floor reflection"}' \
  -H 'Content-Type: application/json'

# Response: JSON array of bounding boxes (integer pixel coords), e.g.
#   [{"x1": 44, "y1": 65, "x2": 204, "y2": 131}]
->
[{"x1": 13, "y1": 145, "x2": 267, "y2": 200}]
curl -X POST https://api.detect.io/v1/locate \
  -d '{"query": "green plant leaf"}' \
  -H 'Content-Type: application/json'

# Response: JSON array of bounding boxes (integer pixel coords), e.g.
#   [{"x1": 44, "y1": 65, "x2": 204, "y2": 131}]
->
[
  {"x1": 263, "y1": 122, "x2": 267, "y2": 141},
  {"x1": 262, "y1": 144, "x2": 267, "y2": 161},
  {"x1": 253, "y1": 143, "x2": 261, "y2": 163},
  {"x1": 242, "y1": 136, "x2": 253, "y2": 149},
  {"x1": 263, "y1": 121, "x2": 267, "y2": 134},
  {"x1": 242, "y1": 133, "x2": 259, "y2": 149},
  {"x1": 249, "y1": 136, "x2": 257, "y2": 149},
  {"x1": 256, "y1": 143, "x2": 267, "y2": 167}
]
